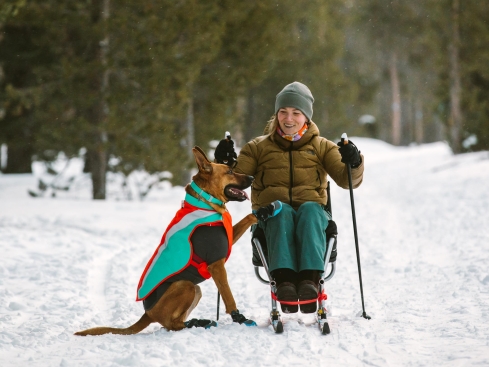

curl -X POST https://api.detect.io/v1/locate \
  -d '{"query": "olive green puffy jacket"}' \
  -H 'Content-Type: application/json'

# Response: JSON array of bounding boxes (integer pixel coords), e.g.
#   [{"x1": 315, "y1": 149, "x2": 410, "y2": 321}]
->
[{"x1": 235, "y1": 122, "x2": 364, "y2": 210}]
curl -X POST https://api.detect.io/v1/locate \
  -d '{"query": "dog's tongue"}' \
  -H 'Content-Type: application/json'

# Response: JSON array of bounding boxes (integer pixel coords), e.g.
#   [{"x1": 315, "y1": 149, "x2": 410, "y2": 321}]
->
[{"x1": 230, "y1": 187, "x2": 249, "y2": 200}]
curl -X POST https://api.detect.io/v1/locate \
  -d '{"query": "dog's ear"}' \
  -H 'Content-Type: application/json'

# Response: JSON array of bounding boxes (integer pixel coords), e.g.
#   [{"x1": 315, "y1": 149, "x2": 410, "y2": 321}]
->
[{"x1": 192, "y1": 146, "x2": 213, "y2": 173}]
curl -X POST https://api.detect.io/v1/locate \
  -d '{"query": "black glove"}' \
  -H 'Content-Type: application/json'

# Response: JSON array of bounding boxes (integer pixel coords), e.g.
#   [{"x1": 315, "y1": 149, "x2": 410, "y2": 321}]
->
[
  {"x1": 230, "y1": 310, "x2": 257, "y2": 326},
  {"x1": 337, "y1": 139, "x2": 361, "y2": 168},
  {"x1": 253, "y1": 200, "x2": 283, "y2": 222},
  {"x1": 214, "y1": 137, "x2": 237, "y2": 167}
]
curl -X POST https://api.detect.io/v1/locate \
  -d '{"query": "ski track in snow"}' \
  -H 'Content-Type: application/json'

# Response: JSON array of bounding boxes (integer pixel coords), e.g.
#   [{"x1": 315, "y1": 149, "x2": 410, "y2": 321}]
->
[{"x1": 1, "y1": 139, "x2": 489, "y2": 366}]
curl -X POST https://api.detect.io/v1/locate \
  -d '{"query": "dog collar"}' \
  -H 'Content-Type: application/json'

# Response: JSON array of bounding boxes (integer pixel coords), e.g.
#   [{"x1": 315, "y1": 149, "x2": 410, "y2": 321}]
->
[
  {"x1": 190, "y1": 181, "x2": 224, "y2": 206},
  {"x1": 184, "y1": 193, "x2": 213, "y2": 210}
]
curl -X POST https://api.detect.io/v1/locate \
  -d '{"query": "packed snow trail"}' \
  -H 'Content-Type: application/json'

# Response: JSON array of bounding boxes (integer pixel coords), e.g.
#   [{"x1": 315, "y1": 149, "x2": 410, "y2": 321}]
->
[{"x1": 1, "y1": 139, "x2": 489, "y2": 366}]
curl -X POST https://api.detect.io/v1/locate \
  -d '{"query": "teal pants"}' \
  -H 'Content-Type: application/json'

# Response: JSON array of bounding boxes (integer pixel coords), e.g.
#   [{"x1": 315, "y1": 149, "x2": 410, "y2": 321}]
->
[{"x1": 259, "y1": 201, "x2": 330, "y2": 273}]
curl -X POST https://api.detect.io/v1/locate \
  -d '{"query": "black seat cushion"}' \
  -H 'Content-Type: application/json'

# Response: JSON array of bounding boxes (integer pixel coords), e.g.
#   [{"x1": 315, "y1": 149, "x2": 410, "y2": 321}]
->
[
  {"x1": 251, "y1": 226, "x2": 268, "y2": 267},
  {"x1": 326, "y1": 219, "x2": 338, "y2": 238},
  {"x1": 326, "y1": 220, "x2": 338, "y2": 263}
]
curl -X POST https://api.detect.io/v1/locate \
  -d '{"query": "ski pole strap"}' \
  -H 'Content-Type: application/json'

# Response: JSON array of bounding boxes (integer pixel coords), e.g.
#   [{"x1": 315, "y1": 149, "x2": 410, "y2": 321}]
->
[{"x1": 271, "y1": 291, "x2": 327, "y2": 305}]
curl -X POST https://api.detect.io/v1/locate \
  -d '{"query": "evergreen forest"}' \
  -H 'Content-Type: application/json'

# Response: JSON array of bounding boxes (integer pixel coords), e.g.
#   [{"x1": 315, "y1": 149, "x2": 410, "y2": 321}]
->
[{"x1": 1, "y1": 0, "x2": 488, "y2": 199}]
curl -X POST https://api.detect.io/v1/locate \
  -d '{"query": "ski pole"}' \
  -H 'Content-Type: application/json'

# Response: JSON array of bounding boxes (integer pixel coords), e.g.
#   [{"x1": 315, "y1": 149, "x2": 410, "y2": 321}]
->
[
  {"x1": 341, "y1": 133, "x2": 371, "y2": 320},
  {"x1": 216, "y1": 291, "x2": 220, "y2": 321}
]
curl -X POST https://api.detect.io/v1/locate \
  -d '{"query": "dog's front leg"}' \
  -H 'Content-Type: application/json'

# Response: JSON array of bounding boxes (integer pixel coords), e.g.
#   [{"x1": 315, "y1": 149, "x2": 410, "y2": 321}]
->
[
  {"x1": 232, "y1": 213, "x2": 257, "y2": 245},
  {"x1": 207, "y1": 258, "x2": 237, "y2": 314},
  {"x1": 232, "y1": 201, "x2": 282, "y2": 245}
]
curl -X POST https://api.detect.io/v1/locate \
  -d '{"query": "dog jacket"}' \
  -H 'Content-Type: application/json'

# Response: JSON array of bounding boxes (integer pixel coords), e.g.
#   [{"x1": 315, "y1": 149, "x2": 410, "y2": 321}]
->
[{"x1": 136, "y1": 194, "x2": 233, "y2": 301}]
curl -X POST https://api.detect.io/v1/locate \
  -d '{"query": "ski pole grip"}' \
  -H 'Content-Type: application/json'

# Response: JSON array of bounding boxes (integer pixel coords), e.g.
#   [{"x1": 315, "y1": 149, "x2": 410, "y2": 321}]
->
[{"x1": 341, "y1": 133, "x2": 348, "y2": 145}]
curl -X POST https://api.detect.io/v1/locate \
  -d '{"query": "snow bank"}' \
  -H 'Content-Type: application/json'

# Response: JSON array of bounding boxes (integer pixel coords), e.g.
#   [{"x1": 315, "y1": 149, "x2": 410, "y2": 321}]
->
[{"x1": 1, "y1": 139, "x2": 489, "y2": 366}]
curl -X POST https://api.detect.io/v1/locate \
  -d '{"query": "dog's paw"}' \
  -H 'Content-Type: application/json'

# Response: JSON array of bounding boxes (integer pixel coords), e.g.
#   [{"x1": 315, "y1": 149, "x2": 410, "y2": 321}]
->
[
  {"x1": 184, "y1": 318, "x2": 217, "y2": 329},
  {"x1": 242, "y1": 319, "x2": 257, "y2": 327},
  {"x1": 230, "y1": 310, "x2": 257, "y2": 327},
  {"x1": 253, "y1": 200, "x2": 282, "y2": 222}
]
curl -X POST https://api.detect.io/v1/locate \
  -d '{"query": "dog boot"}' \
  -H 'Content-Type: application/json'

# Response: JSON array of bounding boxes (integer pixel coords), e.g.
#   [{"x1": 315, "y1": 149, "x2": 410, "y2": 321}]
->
[
  {"x1": 297, "y1": 280, "x2": 318, "y2": 314},
  {"x1": 184, "y1": 318, "x2": 217, "y2": 329},
  {"x1": 253, "y1": 200, "x2": 283, "y2": 222},
  {"x1": 230, "y1": 310, "x2": 257, "y2": 326},
  {"x1": 276, "y1": 282, "x2": 298, "y2": 313}
]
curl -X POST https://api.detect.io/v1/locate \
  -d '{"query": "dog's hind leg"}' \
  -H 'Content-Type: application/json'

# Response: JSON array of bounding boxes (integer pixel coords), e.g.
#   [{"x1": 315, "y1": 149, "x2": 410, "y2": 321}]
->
[
  {"x1": 147, "y1": 280, "x2": 200, "y2": 331},
  {"x1": 185, "y1": 284, "x2": 202, "y2": 319}
]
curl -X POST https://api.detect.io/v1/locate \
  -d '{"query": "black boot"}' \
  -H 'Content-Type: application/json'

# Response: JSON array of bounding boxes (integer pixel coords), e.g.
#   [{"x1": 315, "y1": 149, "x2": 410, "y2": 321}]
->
[
  {"x1": 272, "y1": 268, "x2": 298, "y2": 313},
  {"x1": 184, "y1": 318, "x2": 217, "y2": 329},
  {"x1": 297, "y1": 270, "x2": 320, "y2": 314}
]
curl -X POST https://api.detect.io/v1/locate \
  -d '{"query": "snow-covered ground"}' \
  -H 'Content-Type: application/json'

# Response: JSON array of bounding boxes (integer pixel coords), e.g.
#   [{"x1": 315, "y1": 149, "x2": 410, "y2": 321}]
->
[{"x1": 1, "y1": 138, "x2": 489, "y2": 366}]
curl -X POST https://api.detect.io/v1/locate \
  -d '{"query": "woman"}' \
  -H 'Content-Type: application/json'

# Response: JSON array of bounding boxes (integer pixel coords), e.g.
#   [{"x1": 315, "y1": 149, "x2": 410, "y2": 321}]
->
[{"x1": 215, "y1": 81, "x2": 364, "y2": 313}]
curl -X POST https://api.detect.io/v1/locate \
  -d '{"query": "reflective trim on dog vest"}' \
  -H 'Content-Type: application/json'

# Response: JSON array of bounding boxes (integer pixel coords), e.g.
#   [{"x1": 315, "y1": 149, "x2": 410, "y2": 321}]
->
[{"x1": 136, "y1": 199, "x2": 233, "y2": 301}]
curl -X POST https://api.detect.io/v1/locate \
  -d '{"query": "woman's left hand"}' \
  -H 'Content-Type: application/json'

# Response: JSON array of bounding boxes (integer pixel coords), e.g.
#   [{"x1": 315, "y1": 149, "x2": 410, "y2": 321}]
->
[
  {"x1": 253, "y1": 201, "x2": 283, "y2": 221},
  {"x1": 337, "y1": 140, "x2": 361, "y2": 167}
]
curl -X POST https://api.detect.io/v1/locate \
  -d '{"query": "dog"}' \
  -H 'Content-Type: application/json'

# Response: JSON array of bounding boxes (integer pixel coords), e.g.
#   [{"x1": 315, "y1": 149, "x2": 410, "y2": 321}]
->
[{"x1": 74, "y1": 146, "x2": 279, "y2": 336}]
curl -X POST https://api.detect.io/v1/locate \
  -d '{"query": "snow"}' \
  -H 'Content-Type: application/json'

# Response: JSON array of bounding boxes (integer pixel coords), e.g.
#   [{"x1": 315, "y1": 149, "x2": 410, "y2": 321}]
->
[{"x1": 1, "y1": 138, "x2": 489, "y2": 366}]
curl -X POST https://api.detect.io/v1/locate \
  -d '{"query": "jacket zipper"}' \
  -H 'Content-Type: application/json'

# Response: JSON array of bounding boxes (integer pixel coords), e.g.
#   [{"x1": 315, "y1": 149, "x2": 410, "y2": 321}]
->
[{"x1": 289, "y1": 142, "x2": 293, "y2": 206}]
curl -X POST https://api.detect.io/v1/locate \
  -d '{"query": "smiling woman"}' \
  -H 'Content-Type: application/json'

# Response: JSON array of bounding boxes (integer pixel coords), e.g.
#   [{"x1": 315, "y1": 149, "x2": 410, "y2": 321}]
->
[
  {"x1": 215, "y1": 81, "x2": 365, "y2": 314},
  {"x1": 277, "y1": 107, "x2": 308, "y2": 138}
]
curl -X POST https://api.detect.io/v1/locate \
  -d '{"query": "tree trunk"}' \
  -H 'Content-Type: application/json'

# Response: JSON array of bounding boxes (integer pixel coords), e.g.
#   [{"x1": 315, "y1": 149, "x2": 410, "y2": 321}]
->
[
  {"x1": 186, "y1": 95, "x2": 195, "y2": 160},
  {"x1": 88, "y1": 0, "x2": 110, "y2": 199},
  {"x1": 88, "y1": 143, "x2": 107, "y2": 200},
  {"x1": 244, "y1": 91, "x2": 256, "y2": 143},
  {"x1": 449, "y1": 0, "x2": 463, "y2": 154},
  {"x1": 414, "y1": 98, "x2": 424, "y2": 144},
  {"x1": 181, "y1": 95, "x2": 195, "y2": 185},
  {"x1": 1, "y1": 144, "x2": 33, "y2": 173},
  {"x1": 389, "y1": 51, "x2": 402, "y2": 146}
]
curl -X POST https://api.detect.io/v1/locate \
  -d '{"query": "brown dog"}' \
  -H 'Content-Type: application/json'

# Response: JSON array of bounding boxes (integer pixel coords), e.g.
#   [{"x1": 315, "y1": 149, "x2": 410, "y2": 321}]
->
[{"x1": 75, "y1": 146, "x2": 262, "y2": 336}]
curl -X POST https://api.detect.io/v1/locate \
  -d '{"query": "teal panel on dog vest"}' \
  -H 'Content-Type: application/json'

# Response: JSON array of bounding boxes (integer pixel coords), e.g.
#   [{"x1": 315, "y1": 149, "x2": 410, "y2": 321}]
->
[{"x1": 136, "y1": 195, "x2": 232, "y2": 301}]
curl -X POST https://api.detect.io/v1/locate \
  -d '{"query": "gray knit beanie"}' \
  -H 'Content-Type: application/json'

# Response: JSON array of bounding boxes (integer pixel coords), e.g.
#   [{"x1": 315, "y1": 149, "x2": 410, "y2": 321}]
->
[{"x1": 275, "y1": 81, "x2": 314, "y2": 121}]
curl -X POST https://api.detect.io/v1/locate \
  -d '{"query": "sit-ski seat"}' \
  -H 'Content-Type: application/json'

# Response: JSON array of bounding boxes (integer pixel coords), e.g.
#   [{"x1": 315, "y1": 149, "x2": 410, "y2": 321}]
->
[{"x1": 250, "y1": 182, "x2": 337, "y2": 334}]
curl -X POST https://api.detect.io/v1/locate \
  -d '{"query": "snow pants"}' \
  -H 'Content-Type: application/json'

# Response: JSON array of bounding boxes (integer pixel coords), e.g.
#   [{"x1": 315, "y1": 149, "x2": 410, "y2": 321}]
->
[{"x1": 258, "y1": 201, "x2": 330, "y2": 274}]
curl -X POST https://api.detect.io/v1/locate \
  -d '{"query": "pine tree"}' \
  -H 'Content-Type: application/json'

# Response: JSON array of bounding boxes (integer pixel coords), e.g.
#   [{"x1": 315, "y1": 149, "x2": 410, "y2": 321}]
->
[
  {"x1": 426, "y1": 0, "x2": 489, "y2": 152},
  {"x1": 210, "y1": 0, "x2": 354, "y2": 143},
  {"x1": 0, "y1": 0, "x2": 227, "y2": 195}
]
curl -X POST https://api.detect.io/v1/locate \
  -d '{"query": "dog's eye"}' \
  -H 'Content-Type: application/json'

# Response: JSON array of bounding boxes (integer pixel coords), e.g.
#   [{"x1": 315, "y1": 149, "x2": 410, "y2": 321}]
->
[{"x1": 227, "y1": 170, "x2": 233, "y2": 175}]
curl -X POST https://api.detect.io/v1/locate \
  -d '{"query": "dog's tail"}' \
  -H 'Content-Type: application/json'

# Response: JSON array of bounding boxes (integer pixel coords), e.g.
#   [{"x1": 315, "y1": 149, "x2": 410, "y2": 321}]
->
[{"x1": 74, "y1": 313, "x2": 152, "y2": 336}]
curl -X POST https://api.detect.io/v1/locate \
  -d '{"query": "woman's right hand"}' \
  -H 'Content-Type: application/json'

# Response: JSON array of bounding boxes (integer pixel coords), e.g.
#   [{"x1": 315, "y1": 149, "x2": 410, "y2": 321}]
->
[{"x1": 214, "y1": 134, "x2": 237, "y2": 167}]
